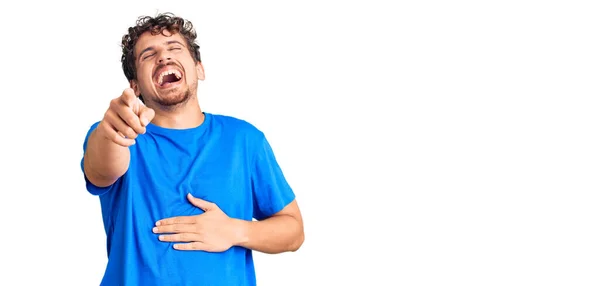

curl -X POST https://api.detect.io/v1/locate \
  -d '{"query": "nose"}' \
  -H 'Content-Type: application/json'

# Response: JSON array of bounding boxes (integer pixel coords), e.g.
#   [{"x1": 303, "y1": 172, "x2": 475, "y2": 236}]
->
[
  {"x1": 158, "y1": 56, "x2": 172, "y2": 63},
  {"x1": 157, "y1": 50, "x2": 173, "y2": 63}
]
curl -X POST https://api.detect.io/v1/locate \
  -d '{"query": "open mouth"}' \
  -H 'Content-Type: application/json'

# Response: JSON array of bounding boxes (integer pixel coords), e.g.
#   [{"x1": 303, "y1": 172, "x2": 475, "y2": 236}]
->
[{"x1": 156, "y1": 69, "x2": 183, "y2": 87}]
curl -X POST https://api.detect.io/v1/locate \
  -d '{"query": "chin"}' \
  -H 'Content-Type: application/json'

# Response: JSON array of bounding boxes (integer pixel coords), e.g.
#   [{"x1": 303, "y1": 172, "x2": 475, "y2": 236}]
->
[{"x1": 156, "y1": 89, "x2": 192, "y2": 107}]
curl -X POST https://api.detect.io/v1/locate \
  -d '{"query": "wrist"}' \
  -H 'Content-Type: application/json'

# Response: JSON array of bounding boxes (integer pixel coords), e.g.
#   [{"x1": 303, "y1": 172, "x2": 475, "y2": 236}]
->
[{"x1": 229, "y1": 218, "x2": 250, "y2": 247}]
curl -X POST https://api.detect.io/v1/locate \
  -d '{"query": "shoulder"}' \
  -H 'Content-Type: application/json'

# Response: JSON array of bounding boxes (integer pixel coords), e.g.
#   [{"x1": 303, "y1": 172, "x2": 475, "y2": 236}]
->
[{"x1": 208, "y1": 113, "x2": 266, "y2": 139}]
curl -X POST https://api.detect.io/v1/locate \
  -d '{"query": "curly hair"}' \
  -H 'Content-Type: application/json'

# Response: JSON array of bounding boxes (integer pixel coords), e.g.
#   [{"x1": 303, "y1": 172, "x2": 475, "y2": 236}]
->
[{"x1": 120, "y1": 12, "x2": 201, "y2": 82}]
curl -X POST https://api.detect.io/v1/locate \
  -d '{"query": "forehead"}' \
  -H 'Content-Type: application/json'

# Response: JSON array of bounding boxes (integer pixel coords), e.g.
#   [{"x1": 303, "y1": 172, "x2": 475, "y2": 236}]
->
[{"x1": 134, "y1": 30, "x2": 187, "y2": 54}]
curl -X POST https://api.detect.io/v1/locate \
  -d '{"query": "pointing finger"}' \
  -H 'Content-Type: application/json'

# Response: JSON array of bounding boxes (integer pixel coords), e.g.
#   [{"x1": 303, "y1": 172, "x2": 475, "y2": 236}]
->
[{"x1": 120, "y1": 88, "x2": 137, "y2": 107}]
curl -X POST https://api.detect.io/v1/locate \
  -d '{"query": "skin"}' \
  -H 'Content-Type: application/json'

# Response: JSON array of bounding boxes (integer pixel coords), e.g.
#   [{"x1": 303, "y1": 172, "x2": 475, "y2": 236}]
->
[{"x1": 83, "y1": 29, "x2": 304, "y2": 254}]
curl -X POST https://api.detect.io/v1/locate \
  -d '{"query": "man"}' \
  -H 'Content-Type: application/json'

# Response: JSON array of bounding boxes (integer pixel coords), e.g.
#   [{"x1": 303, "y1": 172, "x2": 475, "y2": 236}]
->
[{"x1": 80, "y1": 12, "x2": 304, "y2": 285}]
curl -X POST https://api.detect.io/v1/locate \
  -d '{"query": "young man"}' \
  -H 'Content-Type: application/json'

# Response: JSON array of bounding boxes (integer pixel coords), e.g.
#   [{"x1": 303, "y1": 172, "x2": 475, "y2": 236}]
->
[{"x1": 80, "y1": 12, "x2": 304, "y2": 285}]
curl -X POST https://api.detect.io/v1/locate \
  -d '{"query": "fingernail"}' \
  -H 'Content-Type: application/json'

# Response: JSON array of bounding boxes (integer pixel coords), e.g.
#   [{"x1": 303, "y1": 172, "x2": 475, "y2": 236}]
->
[
  {"x1": 141, "y1": 118, "x2": 149, "y2": 126},
  {"x1": 152, "y1": 227, "x2": 157, "y2": 232},
  {"x1": 155, "y1": 221, "x2": 161, "y2": 226},
  {"x1": 158, "y1": 235, "x2": 164, "y2": 241}
]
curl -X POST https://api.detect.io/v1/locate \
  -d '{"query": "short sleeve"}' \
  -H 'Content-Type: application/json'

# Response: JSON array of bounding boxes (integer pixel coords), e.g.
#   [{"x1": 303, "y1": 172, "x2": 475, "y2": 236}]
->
[
  {"x1": 251, "y1": 133, "x2": 295, "y2": 220},
  {"x1": 80, "y1": 122, "x2": 122, "y2": 196}
]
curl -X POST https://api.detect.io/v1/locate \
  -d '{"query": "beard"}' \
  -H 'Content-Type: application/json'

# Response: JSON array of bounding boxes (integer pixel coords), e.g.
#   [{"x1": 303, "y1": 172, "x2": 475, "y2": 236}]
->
[
  {"x1": 156, "y1": 88, "x2": 192, "y2": 106},
  {"x1": 142, "y1": 80, "x2": 198, "y2": 109}
]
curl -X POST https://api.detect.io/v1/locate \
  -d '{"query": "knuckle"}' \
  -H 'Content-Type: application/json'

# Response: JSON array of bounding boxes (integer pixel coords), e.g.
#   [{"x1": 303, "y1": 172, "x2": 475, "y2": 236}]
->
[
  {"x1": 125, "y1": 127, "x2": 137, "y2": 139},
  {"x1": 103, "y1": 109, "x2": 114, "y2": 122},
  {"x1": 121, "y1": 114, "x2": 138, "y2": 126},
  {"x1": 109, "y1": 98, "x2": 120, "y2": 110}
]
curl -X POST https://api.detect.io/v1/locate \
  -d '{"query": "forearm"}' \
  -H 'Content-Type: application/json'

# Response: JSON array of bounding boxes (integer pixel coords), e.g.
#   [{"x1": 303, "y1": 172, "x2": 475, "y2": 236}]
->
[
  {"x1": 233, "y1": 215, "x2": 304, "y2": 254},
  {"x1": 83, "y1": 127, "x2": 130, "y2": 187}
]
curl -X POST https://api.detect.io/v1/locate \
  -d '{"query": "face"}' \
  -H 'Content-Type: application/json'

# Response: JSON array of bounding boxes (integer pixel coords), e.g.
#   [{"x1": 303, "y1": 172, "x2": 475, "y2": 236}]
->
[{"x1": 130, "y1": 30, "x2": 204, "y2": 107}]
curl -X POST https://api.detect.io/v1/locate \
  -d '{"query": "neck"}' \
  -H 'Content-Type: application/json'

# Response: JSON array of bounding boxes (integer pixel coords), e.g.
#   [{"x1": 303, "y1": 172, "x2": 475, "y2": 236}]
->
[{"x1": 149, "y1": 99, "x2": 205, "y2": 129}]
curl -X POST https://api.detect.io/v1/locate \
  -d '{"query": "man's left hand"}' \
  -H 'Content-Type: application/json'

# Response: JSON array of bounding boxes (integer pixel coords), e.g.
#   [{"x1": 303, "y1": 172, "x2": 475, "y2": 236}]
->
[{"x1": 153, "y1": 193, "x2": 244, "y2": 252}]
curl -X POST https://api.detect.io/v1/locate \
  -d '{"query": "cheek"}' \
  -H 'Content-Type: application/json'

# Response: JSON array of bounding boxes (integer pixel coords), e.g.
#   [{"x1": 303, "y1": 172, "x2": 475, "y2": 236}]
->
[
  {"x1": 139, "y1": 70, "x2": 154, "y2": 86},
  {"x1": 186, "y1": 69, "x2": 198, "y2": 81},
  {"x1": 136, "y1": 64, "x2": 151, "y2": 77}
]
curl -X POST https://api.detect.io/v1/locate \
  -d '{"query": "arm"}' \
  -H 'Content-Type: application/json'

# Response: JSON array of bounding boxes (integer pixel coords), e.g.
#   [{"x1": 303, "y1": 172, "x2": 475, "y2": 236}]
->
[
  {"x1": 233, "y1": 199, "x2": 304, "y2": 254},
  {"x1": 83, "y1": 88, "x2": 154, "y2": 187},
  {"x1": 240, "y1": 132, "x2": 305, "y2": 253},
  {"x1": 152, "y1": 131, "x2": 304, "y2": 254},
  {"x1": 83, "y1": 127, "x2": 130, "y2": 187}
]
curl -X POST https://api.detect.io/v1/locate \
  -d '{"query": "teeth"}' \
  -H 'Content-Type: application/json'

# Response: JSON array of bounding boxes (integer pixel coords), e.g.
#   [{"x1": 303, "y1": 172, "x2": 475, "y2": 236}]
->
[{"x1": 157, "y1": 69, "x2": 182, "y2": 85}]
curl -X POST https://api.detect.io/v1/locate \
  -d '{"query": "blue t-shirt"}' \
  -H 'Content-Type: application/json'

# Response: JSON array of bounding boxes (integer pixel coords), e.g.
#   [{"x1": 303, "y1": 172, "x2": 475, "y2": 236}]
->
[{"x1": 80, "y1": 113, "x2": 295, "y2": 286}]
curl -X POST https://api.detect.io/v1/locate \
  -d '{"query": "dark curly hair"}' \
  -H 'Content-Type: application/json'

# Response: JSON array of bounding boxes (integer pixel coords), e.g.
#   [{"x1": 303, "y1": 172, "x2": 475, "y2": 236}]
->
[{"x1": 121, "y1": 12, "x2": 201, "y2": 82}]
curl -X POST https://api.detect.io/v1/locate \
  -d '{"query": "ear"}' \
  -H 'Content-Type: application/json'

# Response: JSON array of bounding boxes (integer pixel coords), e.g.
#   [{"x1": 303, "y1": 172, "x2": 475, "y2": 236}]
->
[
  {"x1": 129, "y1": 80, "x2": 141, "y2": 96},
  {"x1": 196, "y1": 62, "x2": 205, "y2": 81}
]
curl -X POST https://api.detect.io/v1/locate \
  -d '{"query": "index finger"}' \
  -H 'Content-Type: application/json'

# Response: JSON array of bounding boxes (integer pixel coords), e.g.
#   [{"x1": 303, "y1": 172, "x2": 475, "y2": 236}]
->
[
  {"x1": 120, "y1": 88, "x2": 137, "y2": 107},
  {"x1": 156, "y1": 216, "x2": 196, "y2": 226}
]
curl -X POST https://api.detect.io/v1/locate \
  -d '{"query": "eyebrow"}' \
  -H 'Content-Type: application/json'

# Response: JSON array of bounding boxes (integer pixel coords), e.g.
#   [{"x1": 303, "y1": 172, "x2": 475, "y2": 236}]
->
[{"x1": 138, "y1": 40, "x2": 185, "y2": 59}]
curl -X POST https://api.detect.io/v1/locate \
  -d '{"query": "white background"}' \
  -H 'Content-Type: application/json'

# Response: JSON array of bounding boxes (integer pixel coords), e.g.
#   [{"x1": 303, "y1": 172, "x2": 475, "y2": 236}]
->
[{"x1": 1, "y1": 0, "x2": 599, "y2": 285}]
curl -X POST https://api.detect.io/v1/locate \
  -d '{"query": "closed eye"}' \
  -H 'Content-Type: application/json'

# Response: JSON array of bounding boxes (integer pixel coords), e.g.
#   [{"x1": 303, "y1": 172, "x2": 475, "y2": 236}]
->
[{"x1": 143, "y1": 53, "x2": 156, "y2": 60}]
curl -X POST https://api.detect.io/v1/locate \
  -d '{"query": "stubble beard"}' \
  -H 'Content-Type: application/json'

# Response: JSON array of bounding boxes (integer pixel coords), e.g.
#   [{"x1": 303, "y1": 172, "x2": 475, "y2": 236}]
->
[
  {"x1": 144, "y1": 80, "x2": 198, "y2": 110},
  {"x1": 157, "y1": 88, "x2": 191, "y2": 107}
]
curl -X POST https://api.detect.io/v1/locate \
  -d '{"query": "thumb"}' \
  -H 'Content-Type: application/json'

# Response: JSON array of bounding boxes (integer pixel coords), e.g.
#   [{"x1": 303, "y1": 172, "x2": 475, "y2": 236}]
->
[
  {"x1": 139, "y1": 106, "x2": 155, "y2": 127},
  {"x1": 187, "y1": 193, "x2": 214, "y2": 211}
]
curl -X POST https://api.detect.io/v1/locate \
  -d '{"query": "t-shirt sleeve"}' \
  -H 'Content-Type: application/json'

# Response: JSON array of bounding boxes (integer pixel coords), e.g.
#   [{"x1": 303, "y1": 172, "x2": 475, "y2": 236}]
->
[
  {"x1": 251, "y1": 133, "x2": 296, "y2": 220},
  {"x1": 80, "y1": 122, "x2": 122, "y2": 196}
]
